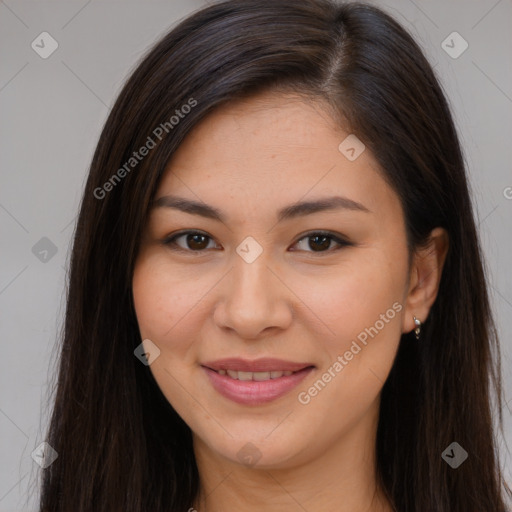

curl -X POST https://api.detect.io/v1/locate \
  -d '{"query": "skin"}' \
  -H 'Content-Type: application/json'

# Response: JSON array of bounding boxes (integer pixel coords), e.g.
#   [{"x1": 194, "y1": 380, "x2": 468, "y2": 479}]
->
[{"x1": 132, "y1": 91, "x2": 449, "y2": 512}]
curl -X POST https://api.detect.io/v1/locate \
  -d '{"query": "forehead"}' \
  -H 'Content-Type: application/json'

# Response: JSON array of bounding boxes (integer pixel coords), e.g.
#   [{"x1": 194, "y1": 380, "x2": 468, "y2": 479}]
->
[{"x1": 154, "y1": 91, "x2": 401, "y2": 225}]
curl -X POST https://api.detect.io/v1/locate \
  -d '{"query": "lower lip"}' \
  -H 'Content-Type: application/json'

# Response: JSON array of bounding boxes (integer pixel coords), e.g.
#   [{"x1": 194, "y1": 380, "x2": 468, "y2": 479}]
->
[{"x1": 202, "y1": 366, "x2": 314, "y2": 405}]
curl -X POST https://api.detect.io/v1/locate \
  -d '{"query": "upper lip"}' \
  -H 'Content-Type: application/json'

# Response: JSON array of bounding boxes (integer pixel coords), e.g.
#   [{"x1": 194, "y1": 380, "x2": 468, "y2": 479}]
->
[{"x1": 202, "y1": 358, "x2": 314, "y2": 373}]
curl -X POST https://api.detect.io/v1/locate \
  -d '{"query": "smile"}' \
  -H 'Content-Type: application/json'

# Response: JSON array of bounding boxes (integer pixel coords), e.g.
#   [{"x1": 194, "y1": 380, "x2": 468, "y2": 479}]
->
[{"x1": 201, "y1": 358, "x2": 315, "y2": 405}]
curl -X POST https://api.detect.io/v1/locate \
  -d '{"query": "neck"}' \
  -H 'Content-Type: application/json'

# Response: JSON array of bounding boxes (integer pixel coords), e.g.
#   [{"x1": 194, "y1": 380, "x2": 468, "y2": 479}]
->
[{"x1": 191, "y1": 405, "x2": 394, "y2": 512}]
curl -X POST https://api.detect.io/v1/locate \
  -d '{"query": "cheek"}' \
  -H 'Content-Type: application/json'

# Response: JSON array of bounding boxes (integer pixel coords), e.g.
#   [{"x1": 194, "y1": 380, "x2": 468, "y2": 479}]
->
[
  {"x1": 302, "y1": 249, "x2": 406, "y2": 399},
  {"x1": 132, "y1": 254, "x2": 203, "y2": 356},
  {"x1": 293, "y1": 288, "x2": 403, "y2": 443},
  {"x1": 132, "y1": 256, "x2": 205, "y2": 409},
  {"x1": 305, "y1": 252, "x2": 405, "y2": 345}
]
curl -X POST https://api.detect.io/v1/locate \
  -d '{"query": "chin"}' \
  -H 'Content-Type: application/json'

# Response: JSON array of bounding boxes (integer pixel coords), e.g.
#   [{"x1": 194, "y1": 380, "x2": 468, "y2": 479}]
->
[{"x1": 203, "y1": 432, "x2": 308, "y2": 470}]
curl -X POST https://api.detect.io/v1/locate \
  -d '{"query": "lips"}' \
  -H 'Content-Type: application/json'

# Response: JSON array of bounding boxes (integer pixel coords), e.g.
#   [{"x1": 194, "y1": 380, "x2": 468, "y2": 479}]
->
[{"x1": 201, "y1": 358, "x2": 315, "y2": 405}]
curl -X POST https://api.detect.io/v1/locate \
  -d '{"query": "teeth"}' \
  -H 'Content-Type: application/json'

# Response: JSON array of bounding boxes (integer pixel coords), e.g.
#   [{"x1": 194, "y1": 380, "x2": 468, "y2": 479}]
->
[
  {"x1": 253, "y1": 371, "x2": 271, "y2": 381},
  {"x1": 216, "y1": 369, "x2": 295, "y2": 380}
]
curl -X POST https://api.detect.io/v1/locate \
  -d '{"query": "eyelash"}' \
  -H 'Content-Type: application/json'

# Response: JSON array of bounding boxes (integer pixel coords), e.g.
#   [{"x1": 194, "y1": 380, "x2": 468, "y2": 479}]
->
[{"x1": 161, "y1": 230, "x2": 353, "y2": 256}]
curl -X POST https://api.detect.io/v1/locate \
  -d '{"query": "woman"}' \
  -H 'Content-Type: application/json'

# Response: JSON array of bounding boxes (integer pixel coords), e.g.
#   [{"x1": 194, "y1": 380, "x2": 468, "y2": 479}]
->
[{"x1": 39, "y1": 0, "x2": 511, "y2": 510}]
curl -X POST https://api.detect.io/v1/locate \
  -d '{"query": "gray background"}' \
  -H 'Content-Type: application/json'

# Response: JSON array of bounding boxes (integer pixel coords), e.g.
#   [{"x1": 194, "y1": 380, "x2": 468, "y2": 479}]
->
[{"x1": 1, "y1": 1, "x2": 511, "y2": 510}]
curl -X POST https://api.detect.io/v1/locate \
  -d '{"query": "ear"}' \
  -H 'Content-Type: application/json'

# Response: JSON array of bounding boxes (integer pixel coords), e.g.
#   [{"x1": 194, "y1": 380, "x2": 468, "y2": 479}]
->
[{"x1": 401, "y1": 227, "x2": 449, "y2": 334}]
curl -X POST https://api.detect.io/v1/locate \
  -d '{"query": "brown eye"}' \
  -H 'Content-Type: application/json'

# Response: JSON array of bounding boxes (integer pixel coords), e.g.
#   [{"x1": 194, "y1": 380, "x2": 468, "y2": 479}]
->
[
  {"x1": 163, "y1": 231, "x2": 218, "y2": 252},
  {"x1": 184, "y1": 233, "x2": 210, "y2": 250},
  {"x1": 291, "y1": 232, "x2": 352, "y2": 253},
  {"x1": 162, "y1": 230, "x2": 351, "y2": 255},
  {"x1": 306, "y1": 234, "x2": 332, "y2": 251}
]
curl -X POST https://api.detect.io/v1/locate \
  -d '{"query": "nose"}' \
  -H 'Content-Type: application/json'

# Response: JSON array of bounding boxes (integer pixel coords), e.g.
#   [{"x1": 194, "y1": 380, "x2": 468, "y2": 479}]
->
[{"x1": 213, "y1": 252, "x2": 293, "y2": 340}]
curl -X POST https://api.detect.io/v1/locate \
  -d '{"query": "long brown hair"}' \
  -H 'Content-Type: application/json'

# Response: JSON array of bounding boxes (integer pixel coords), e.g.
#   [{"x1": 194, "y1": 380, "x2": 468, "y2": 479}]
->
[{"x1": 38, "y1": 1, "x2": 511, "y2": 510}]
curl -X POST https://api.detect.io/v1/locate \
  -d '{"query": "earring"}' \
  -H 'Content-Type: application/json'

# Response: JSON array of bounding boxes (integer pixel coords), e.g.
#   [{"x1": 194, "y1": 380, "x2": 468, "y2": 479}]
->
[{"x1": 413, "y1": 316, "x2": 422, "y2": 340}]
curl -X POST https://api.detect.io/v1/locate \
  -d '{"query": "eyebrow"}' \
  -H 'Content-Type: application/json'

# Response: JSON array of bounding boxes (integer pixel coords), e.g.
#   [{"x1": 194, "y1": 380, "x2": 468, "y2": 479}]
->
[{"x1": 151, "y1": 194, "x2": 371, "y2": 223}]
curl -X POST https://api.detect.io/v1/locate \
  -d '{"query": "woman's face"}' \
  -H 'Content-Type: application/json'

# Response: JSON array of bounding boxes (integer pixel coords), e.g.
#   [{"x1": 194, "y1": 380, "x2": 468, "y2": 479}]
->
[{"x1": 132, "y1": 92, "x2": 414, "y2": 469}]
